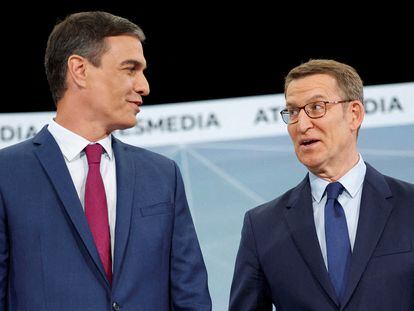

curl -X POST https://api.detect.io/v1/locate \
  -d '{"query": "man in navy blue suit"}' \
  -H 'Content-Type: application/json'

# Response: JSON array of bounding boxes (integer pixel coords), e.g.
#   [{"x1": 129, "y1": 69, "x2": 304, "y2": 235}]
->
[
  {"x1": 0, "y1": 11, "x2": 211, "y2": 310},
  {"x1": 230, "y1": 59, "x2": 414, "y2": 310}
]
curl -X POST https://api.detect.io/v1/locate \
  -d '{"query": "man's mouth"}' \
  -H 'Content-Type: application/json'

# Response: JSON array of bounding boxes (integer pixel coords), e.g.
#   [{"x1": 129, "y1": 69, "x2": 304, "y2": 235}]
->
[
  {"x1": 127, "y1": 100, "x2": 142, "y2": 106},
  {"x1": 300, "y1": 139, "x2": 319, "y2": 146}
]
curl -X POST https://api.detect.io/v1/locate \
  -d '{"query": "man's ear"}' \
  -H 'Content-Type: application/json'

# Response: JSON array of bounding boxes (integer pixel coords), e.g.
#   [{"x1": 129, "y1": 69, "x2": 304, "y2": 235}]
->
[
  {"x1": 348, "y1": 100, "x2": 365, "y2": 132},
  {"x1": 67, "y1": 55, "x2": 87, "y2": 88}
]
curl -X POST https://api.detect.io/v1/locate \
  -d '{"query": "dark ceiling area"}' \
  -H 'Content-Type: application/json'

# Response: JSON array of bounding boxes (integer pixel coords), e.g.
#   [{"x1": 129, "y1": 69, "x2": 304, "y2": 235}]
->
[{"x1": 5, "y1": 3, "x2": 413, "y2": 113}]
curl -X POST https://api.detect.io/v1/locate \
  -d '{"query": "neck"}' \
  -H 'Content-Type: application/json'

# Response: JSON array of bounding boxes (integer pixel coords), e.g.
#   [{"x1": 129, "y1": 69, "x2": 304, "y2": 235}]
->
[
  {"x1": 55, "y1": 105, "x2": 109, "y2": 142},
  {"x1": 311, "y1": 150, "x2": 360, "y2": 182}
]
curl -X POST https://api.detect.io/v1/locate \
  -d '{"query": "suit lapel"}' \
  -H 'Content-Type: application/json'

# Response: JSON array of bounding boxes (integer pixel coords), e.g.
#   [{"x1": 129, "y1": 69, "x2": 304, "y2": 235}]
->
[
  {"x1": 112, "y1": 138, "x2": 135, "y2": 286},
  {"x1": 283, "y1": 175, "x2": 339, "y2": 306},
  {"x1": 341, "y1": 163, "x2": 393, "y2": 308},
  {"x1": 33, "y1": 126, "x2": 110, "y2": 288}
]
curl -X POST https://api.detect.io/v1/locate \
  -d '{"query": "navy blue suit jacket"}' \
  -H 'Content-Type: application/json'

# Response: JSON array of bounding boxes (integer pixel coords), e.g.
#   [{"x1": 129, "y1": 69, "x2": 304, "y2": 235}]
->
[
  {"x1": 230, "y1": 163, "x2": 414, "y2": 310},
  {"x1": 0, "y1": 127, "x2": 211, "y2": 310}
]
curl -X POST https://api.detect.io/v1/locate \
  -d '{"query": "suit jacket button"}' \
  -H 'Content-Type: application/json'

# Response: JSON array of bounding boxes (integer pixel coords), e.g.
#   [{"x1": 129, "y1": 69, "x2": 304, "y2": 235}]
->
[{"x1": 112, "y1": 302, "x2": 120, "y2": 310}]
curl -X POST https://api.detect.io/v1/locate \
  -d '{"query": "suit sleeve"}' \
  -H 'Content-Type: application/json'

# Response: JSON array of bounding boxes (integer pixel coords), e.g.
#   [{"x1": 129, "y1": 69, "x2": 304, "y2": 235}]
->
[
  {"x1": 170, "y1": 162, "x2": 212, "y2": 310},
  {"x1": 0, "y1": 189, "x2": 8, "y2": 310},
  {"x1": 229, "y1": 212, "x2": 273, "y2": 311}
]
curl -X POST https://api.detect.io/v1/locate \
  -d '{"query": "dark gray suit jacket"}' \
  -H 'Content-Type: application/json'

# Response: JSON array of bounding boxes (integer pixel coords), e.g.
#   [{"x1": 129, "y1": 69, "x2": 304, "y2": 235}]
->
[{"x1": 230, "y1": 163, "x2": 414, "y2": 310}]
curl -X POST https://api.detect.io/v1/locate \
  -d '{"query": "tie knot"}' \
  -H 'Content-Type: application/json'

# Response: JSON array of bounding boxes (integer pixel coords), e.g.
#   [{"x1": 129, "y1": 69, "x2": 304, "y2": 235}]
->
[
  {"x1": 85, "y1": 144, "x2": 103, "y2": 165},
  {"x1": 326, "y1": 182, "x2": 344, "y2": 200}
]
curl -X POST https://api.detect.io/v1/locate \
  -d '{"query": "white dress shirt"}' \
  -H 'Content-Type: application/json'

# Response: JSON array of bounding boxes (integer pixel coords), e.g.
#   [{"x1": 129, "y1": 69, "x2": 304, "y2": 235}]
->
[
  {"x1": 309, "y1": 155, "x2": 366, "y2": 269},
  {"x1": 47, "y1": 119, "x2": 117, "y2": 260}
]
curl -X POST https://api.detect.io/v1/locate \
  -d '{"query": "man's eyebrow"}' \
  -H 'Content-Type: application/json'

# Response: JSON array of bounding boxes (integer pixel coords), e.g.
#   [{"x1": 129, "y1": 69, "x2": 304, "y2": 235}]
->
[
  {"x1": 285, "y1": 102, "x2": 300, "y2": 108},
  {"x1": 307, "y1": 94, "x2": 326, "y2": 102},
  {"x1": 285, "y1": 95, "x2": 327, "y2": 107},
  {"x1": 120, "y1": 59, "x2": 147, "y2": 69}
]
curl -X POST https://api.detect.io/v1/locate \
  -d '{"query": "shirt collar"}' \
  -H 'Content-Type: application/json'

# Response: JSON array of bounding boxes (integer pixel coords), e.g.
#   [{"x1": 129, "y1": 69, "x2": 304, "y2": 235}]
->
[
  {"x1": 47, "y1": 119, "x2": 113, "y2": 162},
  {"x1": 309, "y1": 155, "x2": 366, "y2": 203}
]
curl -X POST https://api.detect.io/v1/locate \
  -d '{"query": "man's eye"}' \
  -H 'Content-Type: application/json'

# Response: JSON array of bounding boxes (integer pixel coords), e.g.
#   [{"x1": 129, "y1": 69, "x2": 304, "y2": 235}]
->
[
  {"x1": 288, "y1": 109, "x2": 299, "y2": 116},
  {"x1": 311, "y1": 103, "x2": 323, "y2": 110}
]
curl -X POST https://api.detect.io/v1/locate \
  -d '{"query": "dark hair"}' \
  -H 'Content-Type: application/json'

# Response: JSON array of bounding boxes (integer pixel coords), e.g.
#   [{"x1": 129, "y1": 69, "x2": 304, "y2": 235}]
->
[
  {"x1": 284, "y1": 59, "x2": 364, "y2": 103},
  {"x1": 44, "y1": 11, "x2": 145, "y2": 104}
]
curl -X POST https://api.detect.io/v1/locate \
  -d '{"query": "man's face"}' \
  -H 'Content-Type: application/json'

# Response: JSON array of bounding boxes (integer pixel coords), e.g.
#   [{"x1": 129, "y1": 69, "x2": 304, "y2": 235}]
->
[
  {"x1": 285, "y1": 74, "x2": 361, "y2": 177},
  {"x1": 86, "y1": 35, "x2": 149, "y2": 132}
]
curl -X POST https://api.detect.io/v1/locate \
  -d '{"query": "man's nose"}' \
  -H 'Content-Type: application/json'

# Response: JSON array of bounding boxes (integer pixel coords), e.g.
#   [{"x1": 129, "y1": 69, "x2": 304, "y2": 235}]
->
[
  {"x1": 296, "y1": 109, "x2": 313, "y2": 133},
  {"x1": 134, "y1": 74, "x2": 150, "y2": 96}
]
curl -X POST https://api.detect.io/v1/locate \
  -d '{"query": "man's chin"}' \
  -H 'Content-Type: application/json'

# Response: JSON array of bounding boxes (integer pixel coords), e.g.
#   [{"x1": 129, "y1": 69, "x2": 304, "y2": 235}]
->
[
  {"x1": 299, "y1": 156, "x2": 323, "y2": 172},
  {"x1": 109, "y1": 119, "x2": 138, "y2": 132}
]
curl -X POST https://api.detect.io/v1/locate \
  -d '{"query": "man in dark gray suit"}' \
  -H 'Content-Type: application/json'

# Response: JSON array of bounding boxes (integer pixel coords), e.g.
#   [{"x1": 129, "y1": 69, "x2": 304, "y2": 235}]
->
[{"x1": 230, "y1": 59, "x2": 414, "y2": 310}]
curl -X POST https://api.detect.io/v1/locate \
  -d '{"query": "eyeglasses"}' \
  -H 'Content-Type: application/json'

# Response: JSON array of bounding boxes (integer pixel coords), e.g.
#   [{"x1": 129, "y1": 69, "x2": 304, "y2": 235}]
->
[{"x1": 280, "y1": 100, "x2": 353, "y2": 124}]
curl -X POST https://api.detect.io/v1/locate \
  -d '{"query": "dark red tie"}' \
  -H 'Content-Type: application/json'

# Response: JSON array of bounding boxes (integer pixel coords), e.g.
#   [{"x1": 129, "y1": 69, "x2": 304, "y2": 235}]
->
[{"x1": 84, "y1": 144, "x2": 112, "y2": 284}]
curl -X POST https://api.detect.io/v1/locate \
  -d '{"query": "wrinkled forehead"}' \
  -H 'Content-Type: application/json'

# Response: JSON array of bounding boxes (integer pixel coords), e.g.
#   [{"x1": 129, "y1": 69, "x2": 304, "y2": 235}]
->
[{"x1": 285, "y1": 74, "x2": 341, "y2": 105}]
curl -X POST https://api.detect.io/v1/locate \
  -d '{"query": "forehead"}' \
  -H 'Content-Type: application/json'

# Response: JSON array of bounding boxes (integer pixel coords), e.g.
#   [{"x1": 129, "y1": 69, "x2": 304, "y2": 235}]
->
[
  {"x1": 285, "y1": 74, "x2": 340, "y2": 104},
  {"x1": 102, "y1": 35, "x2": 146, "y2": 65}
]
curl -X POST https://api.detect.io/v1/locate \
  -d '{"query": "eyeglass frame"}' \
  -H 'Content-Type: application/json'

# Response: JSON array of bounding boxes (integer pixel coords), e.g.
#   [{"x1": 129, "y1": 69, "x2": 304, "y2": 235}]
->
[{"x1": 279, "y1": 99, "x2": 354, "y2": 124}]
